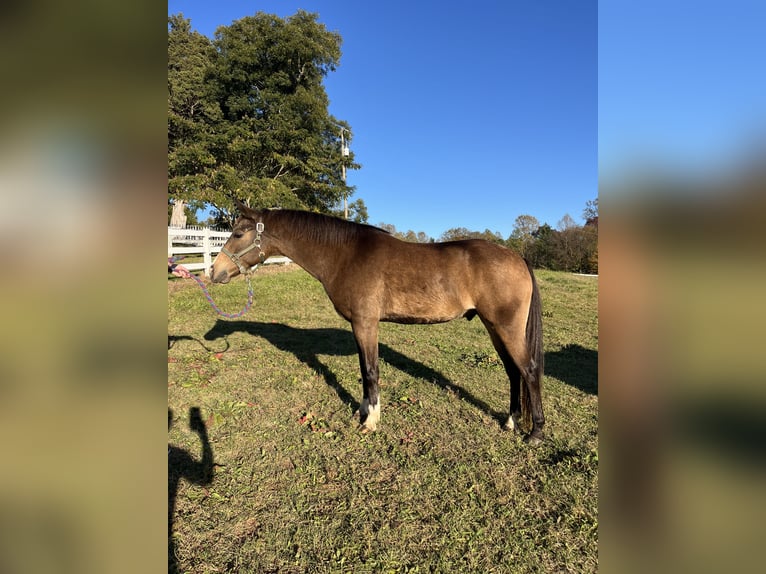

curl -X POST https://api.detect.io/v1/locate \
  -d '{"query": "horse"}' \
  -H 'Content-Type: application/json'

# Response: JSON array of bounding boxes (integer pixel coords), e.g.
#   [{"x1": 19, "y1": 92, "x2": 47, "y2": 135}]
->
[{"x1": 210, "y1": 202, "x2": 545, "y2": 445}]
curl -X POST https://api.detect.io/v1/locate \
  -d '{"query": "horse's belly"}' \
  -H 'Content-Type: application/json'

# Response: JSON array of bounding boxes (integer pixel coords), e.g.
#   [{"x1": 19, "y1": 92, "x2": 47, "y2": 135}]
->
[
  {"x1": 377, "y1": 273, "x2": 474, "y2": 324},
  {"x1": 381, "y1": 312, "x2": 463, "y2": 325},
  {"x1": 381, "y1": 298, "x2": 471, "y2": 325}
]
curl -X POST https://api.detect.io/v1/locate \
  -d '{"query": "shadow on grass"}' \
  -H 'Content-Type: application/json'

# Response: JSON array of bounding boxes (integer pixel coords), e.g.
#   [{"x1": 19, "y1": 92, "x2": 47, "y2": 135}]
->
[
  {"x1": 544, "y1": 344, "x2": 598, "y2": 395},
  {"x1": 168, "y1": 334, "x2": 220, "y2": 352},
  {"x1": 168, "y1": 407, "x2": 214, "y2": 574},
  {"x1": 202, "y1": 320, "x2": 507, "y2": 425}
]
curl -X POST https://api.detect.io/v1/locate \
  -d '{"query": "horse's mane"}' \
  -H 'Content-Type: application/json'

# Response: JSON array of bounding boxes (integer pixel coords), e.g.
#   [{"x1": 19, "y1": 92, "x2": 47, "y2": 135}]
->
[{"x1": 266, "y1": 209, "x2": 389, "y2": 246}]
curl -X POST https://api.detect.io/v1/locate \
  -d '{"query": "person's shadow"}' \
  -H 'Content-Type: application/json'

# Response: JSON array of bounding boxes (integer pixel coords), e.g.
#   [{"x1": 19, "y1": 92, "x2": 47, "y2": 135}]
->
[
  {"x1": 168, "y1": 407, "x2": 213, "y2": 574},
  {"x1": 203, "y1": 320, "x2": 508, "y2": 425}
]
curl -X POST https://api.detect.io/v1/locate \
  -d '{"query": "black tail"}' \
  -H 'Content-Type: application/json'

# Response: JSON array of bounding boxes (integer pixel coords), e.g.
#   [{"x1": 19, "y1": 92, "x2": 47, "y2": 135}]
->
[{"x1": 521, "y1": 260, "x2": 544, "y2": 431}]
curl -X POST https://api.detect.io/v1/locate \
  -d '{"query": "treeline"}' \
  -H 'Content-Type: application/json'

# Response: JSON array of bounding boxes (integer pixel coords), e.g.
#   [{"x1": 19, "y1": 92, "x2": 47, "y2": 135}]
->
[
  {"x1": 379, "y1": 199, "x2": 598, "y2": 274},
  {"x1": 519, "y1": 219, "x2": 598, "y2": 274}
]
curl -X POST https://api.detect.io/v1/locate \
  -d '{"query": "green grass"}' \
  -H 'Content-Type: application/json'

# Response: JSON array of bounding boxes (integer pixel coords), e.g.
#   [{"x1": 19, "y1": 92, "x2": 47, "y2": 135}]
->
[{"x1": 168, "y1": 267, "x2": 598, "y2": 573}]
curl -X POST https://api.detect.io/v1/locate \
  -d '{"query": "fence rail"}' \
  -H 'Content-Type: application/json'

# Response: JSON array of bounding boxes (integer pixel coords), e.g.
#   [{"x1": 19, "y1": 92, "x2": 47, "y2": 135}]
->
[{"x1": 168, "y1": 226, "x2": 291, "y2": 276}]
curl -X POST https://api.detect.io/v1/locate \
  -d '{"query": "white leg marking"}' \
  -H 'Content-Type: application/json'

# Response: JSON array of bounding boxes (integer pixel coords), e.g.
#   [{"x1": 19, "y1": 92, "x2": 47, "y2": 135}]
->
[
  {"x1": 360, "y1": 398, "x2": 380, "y2": 431},
  {"x1": 503, "y1": 413, "x2": 520, "y2": 432}
]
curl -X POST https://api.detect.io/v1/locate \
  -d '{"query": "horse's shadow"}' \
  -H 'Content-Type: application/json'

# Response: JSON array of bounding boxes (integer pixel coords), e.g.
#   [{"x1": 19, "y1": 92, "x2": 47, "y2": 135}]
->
[
  {"x1": 203, "y1": 320, "x2": 506, "y2": 425},
  {"x1": 544, "y1": 344, "x2": 598, "y2": 395},
  {"x1": 168, "y1": 334, "x2": 219, "y2": 352}
]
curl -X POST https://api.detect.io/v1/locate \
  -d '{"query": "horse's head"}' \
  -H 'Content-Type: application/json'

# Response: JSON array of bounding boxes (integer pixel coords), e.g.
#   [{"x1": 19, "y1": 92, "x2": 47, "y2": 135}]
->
[{"x1": 211, "y1": 201, "x2": 270, "y2": 283}]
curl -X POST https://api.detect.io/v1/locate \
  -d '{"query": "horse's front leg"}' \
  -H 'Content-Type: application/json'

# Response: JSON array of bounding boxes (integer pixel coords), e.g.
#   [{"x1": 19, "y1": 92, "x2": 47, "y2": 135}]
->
[{"x1": 351, "y1": 320, "x2": 380, "y2": 432}]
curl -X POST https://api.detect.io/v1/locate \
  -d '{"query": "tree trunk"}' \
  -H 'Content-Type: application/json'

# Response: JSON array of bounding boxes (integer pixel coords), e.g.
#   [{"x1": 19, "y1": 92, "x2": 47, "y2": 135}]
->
[{"x1": 170, "y1": 200, "x2": 187, "y2": 228}]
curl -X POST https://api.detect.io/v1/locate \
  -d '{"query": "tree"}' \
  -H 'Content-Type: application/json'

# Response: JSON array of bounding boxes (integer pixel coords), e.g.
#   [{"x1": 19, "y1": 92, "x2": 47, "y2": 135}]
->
[
  {"x1": 511, "y1": 214, "x2": 539, "y2": 238},
  {"x1": 168, "y1": 199, "x2": 200, "y2": 227},
  {"x1": 168, "y1": 15, "x2": 220, "y2": 220},
  {"x1": 439, "y1": 227, "x2": 474, "y2": 241},
  {"x1": 331, "y1": 198, "x2": 368, "y2": 223},
  {"x1": 527, "y1": 223, "x2": 554, "y2": 269},
  {"x1": 583, "y1": 198, "x2": 598, "y2": 226},
  {"x1": 168, "y1": 11, "x2": 359, "y2": 224},
  {"x1": 508, "y1": 214, "x2": 539, "y2": 256},
  {"x1": 377, "y1": 222, "x2": 397, "y2": 236},
  {"x1": 557, "y1": 213, "x2": 577, "y2": 231},
  {"x1": 439, "y1": 227, "x2": 504, "y2": 244},
  {"x1": 169, "y1": 199, "x2": 187, "y2": 227},
  {"x1": 583, "y1": 226, "x2": 598, "y2": 273},
  {"x1": 415, "y1": 231, "x2": 432, "y2": 244},
  {"x1": 376, "y1": 223, "x2": 432, "y2": 242},
  {"x1": 582, "y1": 198, "x2": 598, "y2": 272},
  {"x1": 522, "y1": 199, "x2": 597, "y2": 273},
  {"x1": 549, "y1": 226, "x2": 597, "y2": 272},
  {"x1": 582, "y1": 198, "x2": 599, "y2": 272}
]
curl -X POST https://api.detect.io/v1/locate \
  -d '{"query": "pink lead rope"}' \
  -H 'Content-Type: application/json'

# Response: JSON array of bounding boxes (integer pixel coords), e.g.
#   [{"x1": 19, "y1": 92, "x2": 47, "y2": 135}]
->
[{"x1": 170, "y1": 256, "x2": 254, "y2": 319}]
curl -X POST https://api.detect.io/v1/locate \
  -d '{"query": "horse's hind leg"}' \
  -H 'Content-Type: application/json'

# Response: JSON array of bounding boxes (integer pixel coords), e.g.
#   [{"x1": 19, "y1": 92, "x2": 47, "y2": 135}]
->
[
  {"x1": 505, "y1": 367, "x2": 523, "y2": 433},
  {"x1": 481, "y1": 316, "x2": 545, "y2": 445},
  {"x1": 351, "y1": 320, "x2": 381, "y2": 432},
  {"x1": 485, "y1": 328, "x2": 523, "y2": 432},
  {"x1": 520, "y1": 359, "x2": 545, "y2": 446}
]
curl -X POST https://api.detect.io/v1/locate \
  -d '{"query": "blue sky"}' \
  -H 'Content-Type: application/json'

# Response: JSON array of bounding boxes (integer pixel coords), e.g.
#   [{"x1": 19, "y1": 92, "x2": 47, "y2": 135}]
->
[
  {"x1": 169, "y1": 1, "x2": 597, "y2": 238},
  {"x1": 599, "y1": 0, "x2": 766, "y2": 179}
]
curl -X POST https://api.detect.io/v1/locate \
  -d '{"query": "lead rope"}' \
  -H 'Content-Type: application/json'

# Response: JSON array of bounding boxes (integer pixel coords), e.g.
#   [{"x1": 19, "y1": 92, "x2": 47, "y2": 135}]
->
[{"x1": 170, "y1": 256, "x2": 254, "y2": 319}]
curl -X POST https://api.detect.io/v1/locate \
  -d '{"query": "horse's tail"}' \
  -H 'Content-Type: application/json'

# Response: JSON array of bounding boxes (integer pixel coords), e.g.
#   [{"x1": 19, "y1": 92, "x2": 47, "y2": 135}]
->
[{"x1": 521, "y1": 259, "x2": 543, "y2": 431}]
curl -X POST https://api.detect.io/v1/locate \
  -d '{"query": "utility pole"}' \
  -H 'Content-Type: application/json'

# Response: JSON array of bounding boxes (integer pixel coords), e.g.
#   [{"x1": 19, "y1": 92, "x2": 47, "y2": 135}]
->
[{"x1": 339, "y1": 127, "x2": 349, "y2": 219}]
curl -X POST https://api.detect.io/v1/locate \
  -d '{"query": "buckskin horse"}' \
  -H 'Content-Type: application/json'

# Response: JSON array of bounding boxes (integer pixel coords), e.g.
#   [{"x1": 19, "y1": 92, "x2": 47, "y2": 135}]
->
[{"x1": 210, "y1": 202, "x2": 545, "y2": 445}]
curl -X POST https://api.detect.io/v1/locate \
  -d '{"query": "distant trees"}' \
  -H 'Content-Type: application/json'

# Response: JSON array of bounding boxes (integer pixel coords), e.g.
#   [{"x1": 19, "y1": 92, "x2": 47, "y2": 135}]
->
[
  {"x1": 523, "y1": 201, "x2": 598, "y2": 273},
  {"x1": 424, "y1": 201, "x2": 598, "y2": 273},
  {"x1": 583, "y1": 198, "x2": 598, "y2": 225},
  {"x1": 439, "y1": 227, "x2": 504, "y2": 244},
  {"x1": 529, "y1": 223, "x2": 597, "y2": 273},
  {"x1": 376, "y1": 223, "x2": 432, "y2": 243},
  {"x1": 378, "y1": 198, "x2": 597, "y2": 273}
]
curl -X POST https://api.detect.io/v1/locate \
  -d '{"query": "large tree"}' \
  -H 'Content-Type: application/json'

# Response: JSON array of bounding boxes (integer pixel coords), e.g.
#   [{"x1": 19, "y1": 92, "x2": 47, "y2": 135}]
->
[
  {"x1": 168, "y1": 11, "x2": 360, "y2": 226},
  {"x1": 168, "y1": 14, "x2": 221, "y2": 224}
]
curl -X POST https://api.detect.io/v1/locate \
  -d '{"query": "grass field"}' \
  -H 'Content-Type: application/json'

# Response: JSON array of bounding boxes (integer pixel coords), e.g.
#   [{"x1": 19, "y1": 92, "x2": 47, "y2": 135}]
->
[{"x1": 168, "y1": 266, "x2": 598, "y2": 573}]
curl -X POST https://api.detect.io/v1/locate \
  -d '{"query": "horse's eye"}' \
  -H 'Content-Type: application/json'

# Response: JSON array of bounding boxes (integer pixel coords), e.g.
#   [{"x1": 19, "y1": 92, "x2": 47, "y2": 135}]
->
[{"x1": 233, "y1": 231, "x2": 244, "y2": 239}]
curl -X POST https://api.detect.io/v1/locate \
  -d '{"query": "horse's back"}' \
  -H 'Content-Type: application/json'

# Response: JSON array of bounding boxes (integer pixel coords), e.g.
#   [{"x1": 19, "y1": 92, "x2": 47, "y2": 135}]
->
[
  {"x1": 426, "y1": 239, "x2": 530, "y2": 281},
  {"x1": 364, "y1": 236, "x2": 529, "y2": 288}
]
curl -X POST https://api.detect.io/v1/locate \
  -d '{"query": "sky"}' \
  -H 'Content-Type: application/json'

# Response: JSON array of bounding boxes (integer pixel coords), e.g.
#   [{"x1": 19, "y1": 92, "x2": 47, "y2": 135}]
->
[
  {"x1": 599, "y1": 0, "x2": 766, "y2": 180},
  {"x1": 168, "y1": 0, "x2": 597, "y2": 239}
]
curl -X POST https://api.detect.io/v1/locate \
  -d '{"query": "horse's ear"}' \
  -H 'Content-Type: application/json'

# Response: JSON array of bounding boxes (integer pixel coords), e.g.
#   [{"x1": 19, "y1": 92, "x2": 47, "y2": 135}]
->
[{"x1": 233, "y1": 198, "x2": 250, "y2": 215}]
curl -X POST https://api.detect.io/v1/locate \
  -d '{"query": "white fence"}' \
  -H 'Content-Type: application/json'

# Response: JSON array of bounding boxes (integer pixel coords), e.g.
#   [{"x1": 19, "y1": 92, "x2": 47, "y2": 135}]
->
[{"x1": 168, "y1": 226, "x2": 291, "y2": 277}]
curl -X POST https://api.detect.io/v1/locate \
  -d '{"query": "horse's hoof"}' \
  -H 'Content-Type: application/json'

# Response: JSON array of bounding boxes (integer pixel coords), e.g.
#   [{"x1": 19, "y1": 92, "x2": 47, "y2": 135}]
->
[
  {"x1": 502, "y1": 420, "x2": 520, "y2": 433},
  {"x1": 358, "y1": 424, "x2": 376, "y2": 434},
  {"x1": 524, "y1": 433, "x2": 543, "y2": 447}
]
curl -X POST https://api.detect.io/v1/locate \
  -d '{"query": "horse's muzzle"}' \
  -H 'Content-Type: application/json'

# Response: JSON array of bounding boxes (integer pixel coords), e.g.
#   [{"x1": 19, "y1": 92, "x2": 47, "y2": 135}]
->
[{"x1": 210, "y1": 267, "x2": 231, "y2": 284}]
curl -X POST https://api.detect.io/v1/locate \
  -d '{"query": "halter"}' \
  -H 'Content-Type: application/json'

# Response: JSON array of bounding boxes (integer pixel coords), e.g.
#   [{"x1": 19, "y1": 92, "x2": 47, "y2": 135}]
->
[{"x1": 220, "y1": 221, "x2": 266, "y2": 275}]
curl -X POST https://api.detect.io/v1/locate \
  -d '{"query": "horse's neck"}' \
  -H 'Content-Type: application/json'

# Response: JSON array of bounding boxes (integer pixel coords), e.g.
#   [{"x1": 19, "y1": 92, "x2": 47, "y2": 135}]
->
[{"x1": 270, "y1": 230, "x2": 342, "y2": 284}]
